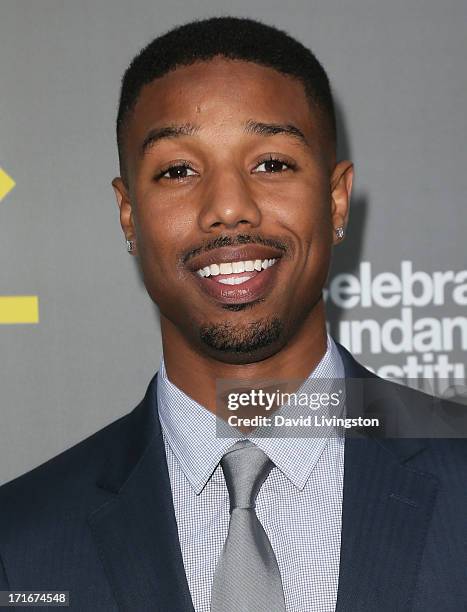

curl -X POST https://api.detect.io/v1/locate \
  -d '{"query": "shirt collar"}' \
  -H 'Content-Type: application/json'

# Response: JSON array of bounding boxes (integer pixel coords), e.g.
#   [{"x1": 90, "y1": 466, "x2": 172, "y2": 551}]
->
[{"x1": 156, "y1": 332, "x2": 345, "y2": 493}]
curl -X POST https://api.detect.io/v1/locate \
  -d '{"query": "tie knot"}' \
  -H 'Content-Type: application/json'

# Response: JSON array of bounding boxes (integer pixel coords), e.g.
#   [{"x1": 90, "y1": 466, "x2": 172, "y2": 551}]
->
[{"x1": 220, "y1": 440, "x2": 274, "y2": 511}]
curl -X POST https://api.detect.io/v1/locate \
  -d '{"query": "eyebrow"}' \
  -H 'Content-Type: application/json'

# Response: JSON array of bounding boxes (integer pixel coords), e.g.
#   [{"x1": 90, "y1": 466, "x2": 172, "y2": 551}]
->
[
  {"x1": 140, "y1": 119, "x2": 310, "y2": 156},
  {"x1": 141, "y1": 123, "x2": 200, "y2": 155},
  {"x1": 244, "y1": 119, "x2": 310, "y2": 149}
]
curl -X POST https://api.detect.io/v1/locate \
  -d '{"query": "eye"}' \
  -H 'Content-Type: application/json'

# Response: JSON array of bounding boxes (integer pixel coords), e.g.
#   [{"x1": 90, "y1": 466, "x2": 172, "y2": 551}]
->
[
  {"x1": 156, "y1": 162, "x2": 197, "y2": 181},
  {"x1": 253, "y1": 155, "x2": 296, "y2": 174}
]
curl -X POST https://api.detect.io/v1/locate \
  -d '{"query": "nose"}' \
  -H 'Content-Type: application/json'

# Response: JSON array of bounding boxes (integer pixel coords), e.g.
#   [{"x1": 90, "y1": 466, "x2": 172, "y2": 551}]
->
[{"x1": 198, "y1": 167, "x2": 262, "y2": 232}]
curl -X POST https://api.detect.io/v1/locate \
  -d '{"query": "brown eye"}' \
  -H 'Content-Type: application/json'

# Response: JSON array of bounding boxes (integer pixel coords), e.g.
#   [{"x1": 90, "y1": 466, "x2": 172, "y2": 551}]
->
[
  {"x1": 253, "y1": 156, "x2": 296, "y2": 173},
  {"x1": 157, "y1": 164, "x2": 197, "y2": 180}
]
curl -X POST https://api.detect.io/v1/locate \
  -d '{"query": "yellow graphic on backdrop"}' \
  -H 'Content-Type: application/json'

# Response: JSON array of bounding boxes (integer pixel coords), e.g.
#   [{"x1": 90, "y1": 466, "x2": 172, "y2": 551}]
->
[
  {"x1": 0, "y1": 168, "x2": 40, "y2": 324},
  {"x1": 0, "y1": 167, "x2": 15, "y2": 201},
  {"x1": 0, "y1": 167, "x2": 40, "y2": 324},
  {"x1": 0, "y1": 296, "x2": 39, "y2": 324}
]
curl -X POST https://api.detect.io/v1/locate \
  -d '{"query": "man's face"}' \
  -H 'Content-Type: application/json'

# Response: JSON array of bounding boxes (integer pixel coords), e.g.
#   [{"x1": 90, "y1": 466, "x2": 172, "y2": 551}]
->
[{"x1": 113, "y1": 57, "x2": 352, "y2": 364}]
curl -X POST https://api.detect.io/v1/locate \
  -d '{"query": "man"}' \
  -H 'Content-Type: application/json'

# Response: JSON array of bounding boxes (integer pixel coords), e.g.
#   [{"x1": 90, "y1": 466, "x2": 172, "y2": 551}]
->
[{"x1": 0, "y1": 16, "x2": 466, "y2": 612}]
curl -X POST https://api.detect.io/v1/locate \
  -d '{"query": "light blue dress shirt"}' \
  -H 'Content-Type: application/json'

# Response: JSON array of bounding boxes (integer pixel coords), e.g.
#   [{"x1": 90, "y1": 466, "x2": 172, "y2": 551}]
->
[{"x1": 157, "y1": 332, "x2": 345, "y2": 612}]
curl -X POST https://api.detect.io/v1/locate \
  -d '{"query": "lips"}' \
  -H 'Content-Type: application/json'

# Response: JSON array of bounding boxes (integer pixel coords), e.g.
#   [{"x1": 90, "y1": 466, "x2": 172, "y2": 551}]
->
[
  {"x1": 186, "y1": 245, "x2": 284, "y2": 305},
  {"x1": 186, "y1": 245, "x2": 284, "y2": 273}
]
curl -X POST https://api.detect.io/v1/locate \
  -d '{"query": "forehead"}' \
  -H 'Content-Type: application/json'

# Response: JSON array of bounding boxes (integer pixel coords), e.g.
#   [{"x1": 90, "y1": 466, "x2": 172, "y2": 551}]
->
[{"x1": 126, "y1": 57, "x2": 317, "y2": 145}]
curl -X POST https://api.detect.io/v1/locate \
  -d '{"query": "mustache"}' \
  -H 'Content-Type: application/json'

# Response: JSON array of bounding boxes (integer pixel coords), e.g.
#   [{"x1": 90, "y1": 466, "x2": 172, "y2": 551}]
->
[{"x1": 181, "y1": 233, "x2": 293, "y2": 266}]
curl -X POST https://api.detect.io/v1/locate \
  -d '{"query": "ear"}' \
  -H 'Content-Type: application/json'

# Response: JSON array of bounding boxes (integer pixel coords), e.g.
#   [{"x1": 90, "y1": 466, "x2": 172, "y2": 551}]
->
[
  {"x1": 111, "y1": 177, "x2": 138, "y2": 256},
  {"x1": 330, "y1": 160, "x2": 354, "y2": 245}
]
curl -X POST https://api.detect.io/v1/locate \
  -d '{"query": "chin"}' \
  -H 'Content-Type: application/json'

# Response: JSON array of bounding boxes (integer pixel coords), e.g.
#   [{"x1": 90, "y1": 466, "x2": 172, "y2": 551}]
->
[
  {"x1": 194, "y1": 313, "x2": 288, "y2": 365},
  {"x1": 199, "y1": 341, "x2": 286, "y2": 366}
]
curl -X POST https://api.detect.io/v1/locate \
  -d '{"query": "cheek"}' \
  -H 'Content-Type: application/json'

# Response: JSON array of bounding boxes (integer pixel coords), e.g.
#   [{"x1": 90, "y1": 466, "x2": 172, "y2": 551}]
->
[
  {"x1": 132, "y1": 195, "x2": 196, "y2": 301},
  {"x1": 264, "y1": 176, "x2": 332, "y2": 298},
  {"x1": 266, "y1": 175, "x2": 332, "y2": 245},
  {"x1": 135, "y1": 189, "x2": 195, "y2": 256}
]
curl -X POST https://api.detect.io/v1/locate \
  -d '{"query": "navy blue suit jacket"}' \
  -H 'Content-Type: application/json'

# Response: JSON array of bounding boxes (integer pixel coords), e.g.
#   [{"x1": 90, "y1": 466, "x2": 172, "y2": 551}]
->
[{"x1": 0, "y1": 343, "x2": 466, "y2": 611}]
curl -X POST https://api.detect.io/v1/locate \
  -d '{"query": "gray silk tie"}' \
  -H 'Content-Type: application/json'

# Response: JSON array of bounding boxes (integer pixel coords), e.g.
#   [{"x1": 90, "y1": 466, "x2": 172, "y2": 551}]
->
[{"x1": 210, "y1": 439, "x2": 287, "y2": 612}]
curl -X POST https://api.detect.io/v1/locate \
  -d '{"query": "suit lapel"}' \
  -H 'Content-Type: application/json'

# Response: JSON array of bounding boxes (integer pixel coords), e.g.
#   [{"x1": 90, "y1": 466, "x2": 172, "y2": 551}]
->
[
  {"x1": 86, "y1": 343, "x2": 439, "y2": 611},
  {"x1": 87, "y1": 374, "x2": 194, "y2": 612},
  {"x1": 335, "y1": 343, "x2": 438, "y2": 611}
]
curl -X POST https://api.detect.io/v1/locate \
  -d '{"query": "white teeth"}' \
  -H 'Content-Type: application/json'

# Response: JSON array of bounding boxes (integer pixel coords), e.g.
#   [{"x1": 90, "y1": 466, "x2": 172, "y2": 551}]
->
[
  {"x1": 219, "y1": 262, "x2": 233, "y2": 274},
  {"x1": 232, "y1": 261, "x2": 245, "y2": 273},
  {"x1": 217, "y1": 275, "x2": 254, "y2": 285},
  {"x1": 196, "y1": 258, "x2": 278, "y2": 277}
]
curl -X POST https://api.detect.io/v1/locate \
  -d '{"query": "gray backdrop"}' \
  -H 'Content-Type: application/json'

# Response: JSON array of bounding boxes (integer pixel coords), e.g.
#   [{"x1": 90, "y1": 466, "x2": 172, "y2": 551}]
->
[{"x1": 1, "y1": 0, "x2": 466, "y2": 485}]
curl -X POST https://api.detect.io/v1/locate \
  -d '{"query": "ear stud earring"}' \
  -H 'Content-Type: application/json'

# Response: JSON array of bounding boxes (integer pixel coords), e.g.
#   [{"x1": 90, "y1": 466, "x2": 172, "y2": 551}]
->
[
  {"x1": 126, "y1": 239, "x2": 135, "y2": 253},
  {"x1": 335, "y1": 226, "x2": 345, "y2": 240}
]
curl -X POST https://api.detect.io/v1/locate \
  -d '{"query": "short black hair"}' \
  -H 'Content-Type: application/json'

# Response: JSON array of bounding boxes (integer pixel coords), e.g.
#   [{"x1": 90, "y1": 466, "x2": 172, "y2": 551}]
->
[{"x1": 116, "y1": 16, "x2": 336, "y2": 178}]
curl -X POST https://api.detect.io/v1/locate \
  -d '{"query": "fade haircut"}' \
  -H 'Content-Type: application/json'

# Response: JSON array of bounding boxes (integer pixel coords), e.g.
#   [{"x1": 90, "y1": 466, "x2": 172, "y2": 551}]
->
[{"x1": 116, "y1": 16, "x2": 336, "y2": 179}]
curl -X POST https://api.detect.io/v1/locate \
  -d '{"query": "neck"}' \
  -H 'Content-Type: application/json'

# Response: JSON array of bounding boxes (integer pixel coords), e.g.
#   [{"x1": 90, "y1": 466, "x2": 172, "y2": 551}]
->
[{"x1": 160, "y1": 299, "x2": 328, "y2": 419}]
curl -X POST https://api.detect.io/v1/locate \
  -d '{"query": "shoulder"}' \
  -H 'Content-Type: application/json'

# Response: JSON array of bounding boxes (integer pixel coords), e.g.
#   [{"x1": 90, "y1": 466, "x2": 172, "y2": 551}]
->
[
  {"x1": 0, "y1": 372, "x2": 160, "y2": 512},
  {"x1": 0, "y1": 409, "x2": 131, "y2": 522},
  {"x1": 0, "y1": 383, "x2": 159, "y2": 550},
  {"x1": 0, "y1": 374, "x2": 162, "y2": 589},
  {"x1": 335, "y1": 341, "x2": 467, "y2": 461}
]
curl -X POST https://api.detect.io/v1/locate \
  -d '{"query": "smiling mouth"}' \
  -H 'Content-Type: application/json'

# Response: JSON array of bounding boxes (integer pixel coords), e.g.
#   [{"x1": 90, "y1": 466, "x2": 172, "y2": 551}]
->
[
  {"x1": 196, "y1": 257, "x2": 278, "y2": 284},
  {"x1": 191, "y1": 257, "x2": 282, "y2": 305},
  {"x1": 185, "y1": 242, "x2": 286, "y2": 305}
]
